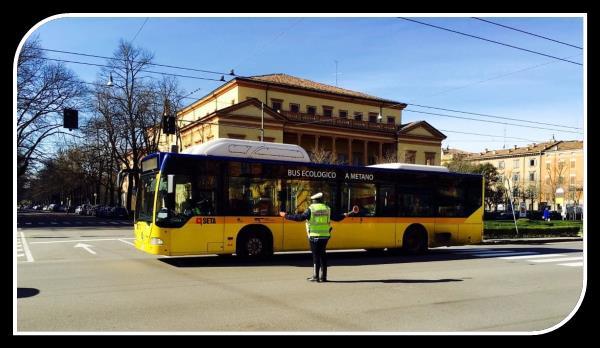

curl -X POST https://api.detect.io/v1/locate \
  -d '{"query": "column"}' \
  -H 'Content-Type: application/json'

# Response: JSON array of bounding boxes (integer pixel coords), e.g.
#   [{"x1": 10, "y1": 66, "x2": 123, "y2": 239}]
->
[
  {"x1": 363, "y1": 140, "x2": 368, "y2": 166},
  {"x1": 348, "y1": 138, "x2": 352, "y2": 165},
  {"x1": 332, "y1": 136, "x2": 337, "y2": 160},
  {"x1": 315, "y1": 135, "x2": 319, "y2": 151},
  {"x1": 379, "y1": 142, "x2": 383, "y2": 162}
]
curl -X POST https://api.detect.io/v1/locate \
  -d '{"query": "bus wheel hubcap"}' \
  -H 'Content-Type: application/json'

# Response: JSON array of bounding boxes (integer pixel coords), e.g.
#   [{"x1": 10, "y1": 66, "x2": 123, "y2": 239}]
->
[{"x1": 247, "y1": 238, "x2": 262, "y2": 255}]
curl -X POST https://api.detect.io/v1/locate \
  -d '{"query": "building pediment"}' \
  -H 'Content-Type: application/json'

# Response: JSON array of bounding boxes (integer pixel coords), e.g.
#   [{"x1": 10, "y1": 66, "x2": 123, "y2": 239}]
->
[{"x1": 398, "y1": 121, "x2": 446, "y2": 141}]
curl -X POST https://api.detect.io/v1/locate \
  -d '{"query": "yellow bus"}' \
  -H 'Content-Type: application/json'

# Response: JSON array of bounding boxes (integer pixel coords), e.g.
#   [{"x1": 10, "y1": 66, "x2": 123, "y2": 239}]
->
[{"x1": 134, "y1": 139, "x2": 483, "y2": 257}]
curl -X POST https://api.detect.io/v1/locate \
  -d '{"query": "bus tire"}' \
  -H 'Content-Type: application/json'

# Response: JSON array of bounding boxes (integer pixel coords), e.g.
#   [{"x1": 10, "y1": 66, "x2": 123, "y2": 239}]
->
[
  {"x1": 236, "y1": 226, "x2": 273, "y2": 259},
  {"x1": 402, "y1": 225, "x2": 428, "y2": 255}
]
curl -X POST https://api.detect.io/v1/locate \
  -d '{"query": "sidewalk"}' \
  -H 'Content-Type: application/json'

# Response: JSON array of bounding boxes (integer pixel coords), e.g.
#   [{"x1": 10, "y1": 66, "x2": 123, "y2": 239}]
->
[{"x1": 480, "y1": 236, "x2": 583, "y2": 245}]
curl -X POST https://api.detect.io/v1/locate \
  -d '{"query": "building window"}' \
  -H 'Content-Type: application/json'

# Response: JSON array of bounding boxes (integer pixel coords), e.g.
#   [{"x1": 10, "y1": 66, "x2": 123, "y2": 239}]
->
[
  {"x1": 307, "y1": 106, "x2": 316, "y2": 115},
  {"x1": 498, "y1": 161, "x2": 505, "y2": 169},
  {"x1": 425, "y1": 152, "x2": 436, "y2": 165},
  {"x1": 529, "y1": 172, "x2": 535, "y2": 181},
  {"x1": 529, "y1": 158, "x2": 536, "y2": 166},
  {"x1": 571, "y1": 159, "x2": 576, "y2": 169},
  {"x1": 512, "y1": 173, "x2": 519, "y2": 183},
  {"x1": 271, "y1": 99, "x2": 282, "y2": 112},
  {"x1": 354, "y1": 112, "x2": 363, "y2": 121},
  {"x1": 570, "y1": 176, "x2": 576, "y2": 185},
  {"x1": 405, "y1": 150, "x2": 416, "y2": 164},
  {"x1": 323, "y1": 106, "x2": 333, "y2": 118},
  {"x1": 339, "y1": 110, "x2": 348, "y2": 119},
  {"x1": 513, "y1": 159, "x2": 519, "y2": 168},
  {"x1": 387, "y1": 116, "x2": 395, "y2": 124},
  {"x1": 368, "y1": 112, "x2": 378, "y2": 123},
  {"x1": 290, "y1": 103, "x2": 300, "y2": 113}
]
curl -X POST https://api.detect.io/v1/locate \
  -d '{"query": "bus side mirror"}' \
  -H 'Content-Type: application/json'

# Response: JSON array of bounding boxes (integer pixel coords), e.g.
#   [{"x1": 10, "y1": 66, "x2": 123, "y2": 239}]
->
[{"x1": 167, "y1": 175, "x2": 174, "y2": 193}]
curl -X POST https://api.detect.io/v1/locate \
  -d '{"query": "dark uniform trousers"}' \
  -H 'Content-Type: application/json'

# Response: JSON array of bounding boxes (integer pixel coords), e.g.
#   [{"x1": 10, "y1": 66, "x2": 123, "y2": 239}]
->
[{"x1": 309, "y1": 237, "x2": 330, "y2": 281}]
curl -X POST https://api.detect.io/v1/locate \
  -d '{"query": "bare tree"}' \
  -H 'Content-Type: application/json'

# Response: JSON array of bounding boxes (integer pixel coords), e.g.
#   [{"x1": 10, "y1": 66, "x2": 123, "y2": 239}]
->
[
  {"x1": 543, "y1": 161, "x2": 567, "y2": 205},
  {"x1": 17, "y1": 37, "x2": 86, "y2": 178},
  {"x1": 374, "y1": 150, "x2": 398, "y2": 164},
  {"x1": 309, "y1": 146, "x2": 334, "y2": 164},
  {"x1": 89, "y1": 40, "x2": 184, "y2": 211}
]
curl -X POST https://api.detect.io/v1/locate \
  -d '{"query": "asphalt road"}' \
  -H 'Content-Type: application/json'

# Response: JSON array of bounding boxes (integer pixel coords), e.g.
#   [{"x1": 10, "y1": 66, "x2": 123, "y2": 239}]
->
[{"x1": 15, "y1": 216, "x2": 585, "y2": 333}]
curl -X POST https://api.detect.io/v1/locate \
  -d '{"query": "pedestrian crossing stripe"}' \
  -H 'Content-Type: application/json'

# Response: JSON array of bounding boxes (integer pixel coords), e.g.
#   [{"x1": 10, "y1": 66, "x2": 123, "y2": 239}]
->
[
  {"x1": 531, "y1": 256, "x2": 583, "y2": 263},
  {"x1": 558, "y1": 262, "x2": 583, "y2": 267},
  {"x1": 500, "y1": 253, "x2": 566, "y2": 260},
  {"x1": 471, "y1": 251, "x2": 536, "y2": 257}
]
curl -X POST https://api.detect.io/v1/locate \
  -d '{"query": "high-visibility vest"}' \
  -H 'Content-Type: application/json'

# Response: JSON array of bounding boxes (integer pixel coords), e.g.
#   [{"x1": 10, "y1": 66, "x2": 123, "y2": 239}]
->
[{"x1": 306, "y1": 203, "x2": 331, "y2": 238}]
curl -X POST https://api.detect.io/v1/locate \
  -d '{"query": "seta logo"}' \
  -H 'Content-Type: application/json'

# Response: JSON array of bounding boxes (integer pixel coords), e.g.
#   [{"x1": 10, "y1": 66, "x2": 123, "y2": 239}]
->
[{"x1": 196, "y1": 217, "x2": 216, "y2": 225}]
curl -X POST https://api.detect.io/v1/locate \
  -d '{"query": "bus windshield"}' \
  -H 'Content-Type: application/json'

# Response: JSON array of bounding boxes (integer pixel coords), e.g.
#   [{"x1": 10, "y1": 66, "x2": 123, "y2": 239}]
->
[
  {"x1": 136, "y1": 173, "x2": 157, "y2": 223},
  {"x1": 154, "y1": 157, "x2": 219, "y2": 227}
]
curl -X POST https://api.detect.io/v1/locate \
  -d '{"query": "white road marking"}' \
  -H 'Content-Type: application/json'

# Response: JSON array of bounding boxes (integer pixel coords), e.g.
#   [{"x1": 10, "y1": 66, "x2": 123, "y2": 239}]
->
[
  {"x1": 118, "y1": 239, "x2": 135, "y2": 246},
  {"x1": 531, "y1": 256, "x2": 583, "y2": 263},
  {"x1": 18, "y1": 231, "x2": 34, "y2": 262},
  {"x1": 500, "y1": 253, "x2": 566, "y2": 260},
  {"x1": 74, "y1": 243, "x2": 97, "y2": 255},
  {"x1": 30, "y1": 238, "x2": 135, "y2": 244},
  {"x1": 558, "y1": 262, "x2": 583, "y2": 267},
  {"x1": 472, "y1": 252, "x2": 536, "y2": 257}
]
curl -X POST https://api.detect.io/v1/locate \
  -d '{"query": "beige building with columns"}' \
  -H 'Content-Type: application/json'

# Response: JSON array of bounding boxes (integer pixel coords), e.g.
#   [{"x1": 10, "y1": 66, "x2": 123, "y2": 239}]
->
[{"x1": 159, "y1": 74, "x2": 446, "y2": 166}]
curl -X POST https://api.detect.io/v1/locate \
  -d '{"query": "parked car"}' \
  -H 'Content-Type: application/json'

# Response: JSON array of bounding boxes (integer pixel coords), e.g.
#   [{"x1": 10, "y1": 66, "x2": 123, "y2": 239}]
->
[{"x1": 111, "y1": 207, "x2": 129, "y2": 219}]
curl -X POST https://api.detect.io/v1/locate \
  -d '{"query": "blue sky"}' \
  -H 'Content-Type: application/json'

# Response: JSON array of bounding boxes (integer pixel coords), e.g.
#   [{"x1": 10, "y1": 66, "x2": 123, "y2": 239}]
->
[{"x1": 25, "y1": 15, "x2": 585, "y2": 153}]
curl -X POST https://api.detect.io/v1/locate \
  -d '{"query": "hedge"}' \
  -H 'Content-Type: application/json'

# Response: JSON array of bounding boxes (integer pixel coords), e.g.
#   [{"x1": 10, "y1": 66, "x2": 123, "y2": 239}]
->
[{"x1": 483, "y1": 226, "x2": 581, "y2": 239}]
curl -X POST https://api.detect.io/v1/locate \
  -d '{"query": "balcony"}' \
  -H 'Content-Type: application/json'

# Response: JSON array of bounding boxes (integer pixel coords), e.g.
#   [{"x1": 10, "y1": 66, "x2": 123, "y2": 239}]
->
[{"x1": 280, "y1": 111, "x2": 397, "y2": 133}]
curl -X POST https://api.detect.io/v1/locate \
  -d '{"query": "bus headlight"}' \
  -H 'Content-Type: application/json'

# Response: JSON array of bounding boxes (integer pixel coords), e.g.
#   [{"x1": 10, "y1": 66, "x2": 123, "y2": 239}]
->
[{"x1": 150, "y1": 237, "x2": 164, "y2": 245}]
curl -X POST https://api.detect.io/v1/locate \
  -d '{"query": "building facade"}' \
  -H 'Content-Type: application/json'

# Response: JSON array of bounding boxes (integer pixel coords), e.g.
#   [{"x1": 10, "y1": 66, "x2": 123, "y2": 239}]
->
[
  {"x1": 159, "y1": 74, "x2": 446, "y2": 166},
  {"x1": 465, "y1": 140, "x2": 583, "y2": 211}
]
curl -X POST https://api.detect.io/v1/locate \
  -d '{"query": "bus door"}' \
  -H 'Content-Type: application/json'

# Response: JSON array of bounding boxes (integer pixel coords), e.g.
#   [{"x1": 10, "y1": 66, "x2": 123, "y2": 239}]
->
[
  {"x1": 165, "y1": 175, "x2": 224, "y2": 254},
  {"x1": 334, "y1": 183, "x2": 394, "y2": 249}
]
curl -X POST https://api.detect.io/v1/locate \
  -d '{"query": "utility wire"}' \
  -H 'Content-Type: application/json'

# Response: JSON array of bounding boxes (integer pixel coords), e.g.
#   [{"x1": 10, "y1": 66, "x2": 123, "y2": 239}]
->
[
  {"x1": 411, "y1": 53, "x2": 582, "y2": 101},
  {"x1": 30, "y1": 51, "x2": 583, "y2": 132},
  {"x1": 404, "y1": 109, "x2": 583, "y2": 134},
  {"x1": 472, "y1": 17, "x2": 582, "y2": 49},
  {"x1": 438, "y1": 129, "x2": 544, "y2": 143},
  {"x1": 39, "y1": 48, "x2": 234, "y2": 77},
  {"x1": 399, "y1": 17, "x2": 583, "y2": 66},
  {"x1": 407, "y1": 103, "x2": 582, "y2": 130},
  {"x1": 33, "y1": 56, "x2": 227, "y2": 82},
  {"x1": 131, "y1": 18, "x2": 149, "y2": 43},
  {"x1": 233, "y1": 17, "x2": 305, "y2": 70}
]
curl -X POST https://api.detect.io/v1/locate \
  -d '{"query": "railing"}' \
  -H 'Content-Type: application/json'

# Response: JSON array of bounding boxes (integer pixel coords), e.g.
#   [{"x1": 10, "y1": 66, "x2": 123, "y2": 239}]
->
[{"x1": 280, "y1": 111, "x2": 397, "y2": 133}]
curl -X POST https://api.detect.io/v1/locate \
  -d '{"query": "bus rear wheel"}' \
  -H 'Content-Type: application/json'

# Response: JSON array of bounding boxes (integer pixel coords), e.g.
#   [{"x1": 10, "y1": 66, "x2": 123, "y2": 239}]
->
[{"x1": 402, "y1": 226, "x2": 428, "y2": 255}]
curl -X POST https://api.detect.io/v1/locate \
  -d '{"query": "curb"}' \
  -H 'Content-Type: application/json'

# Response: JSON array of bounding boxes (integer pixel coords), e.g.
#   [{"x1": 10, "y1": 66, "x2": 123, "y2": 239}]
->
[{"x1": 480, "y1": 237, "x2": 583, "y2": 245}]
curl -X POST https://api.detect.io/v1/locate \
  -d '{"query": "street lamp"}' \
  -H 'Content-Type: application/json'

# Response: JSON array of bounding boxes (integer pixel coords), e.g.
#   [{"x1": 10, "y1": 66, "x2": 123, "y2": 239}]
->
[{"x1": 94, "y1": 193, "x2": 97, "y2": 206}]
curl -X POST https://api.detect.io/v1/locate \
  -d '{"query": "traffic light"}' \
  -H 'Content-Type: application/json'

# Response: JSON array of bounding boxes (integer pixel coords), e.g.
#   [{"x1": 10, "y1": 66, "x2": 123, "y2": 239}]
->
[
  {"x1": 63, "y1": 108, "x2": 78, "y2": 130},
  {"x1": 162, "y1": 114, "x2": 176, "y2": 135}
]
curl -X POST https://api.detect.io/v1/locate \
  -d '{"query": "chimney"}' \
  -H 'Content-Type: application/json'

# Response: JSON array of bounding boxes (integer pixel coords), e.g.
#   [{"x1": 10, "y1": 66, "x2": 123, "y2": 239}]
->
[
  {"x1": 514, "y1": 145, "x2": 517, "y2": 150},
  {"x1": 485, "y1": 148, "x2": 488, "y2": 152}
]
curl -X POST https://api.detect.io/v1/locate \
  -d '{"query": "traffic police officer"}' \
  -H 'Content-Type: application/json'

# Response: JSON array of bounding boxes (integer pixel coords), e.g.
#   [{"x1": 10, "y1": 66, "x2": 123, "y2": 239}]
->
[{"x1": 280, "y1": 192, "x2": 357, "y2": 282}]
